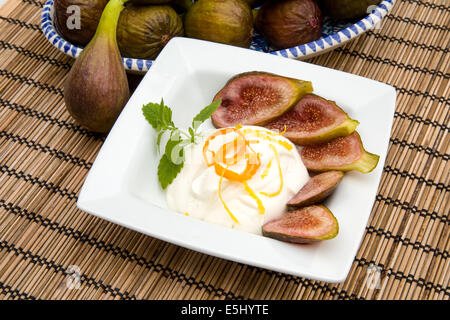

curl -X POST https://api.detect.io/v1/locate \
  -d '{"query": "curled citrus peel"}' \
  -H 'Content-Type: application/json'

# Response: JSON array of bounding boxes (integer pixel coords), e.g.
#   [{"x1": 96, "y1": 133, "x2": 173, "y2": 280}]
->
[
  {"x1": 260, "y1": 144, "x2": 283, "y2": 198},
  {"x1": 203, "y1": 125, "x2": 289, "y2": 223},
  {"x1": 261, "y1": 158, "x2": 273, "y2": 179},
  {"x1": 243, "y1": 182, "x2": 265, "y2": 215},
  {"x1": 218, "y1": 169, "x2": 240, "y2": 224},
  {"x1": 241, "y1": 128, "x2": 292, "y2": 151}
]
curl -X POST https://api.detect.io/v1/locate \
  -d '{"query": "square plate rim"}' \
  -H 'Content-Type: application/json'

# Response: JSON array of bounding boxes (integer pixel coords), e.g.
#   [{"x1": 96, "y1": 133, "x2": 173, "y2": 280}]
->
[{"x1": 77, "y1": 37, "x2": 396, "y2": 283}]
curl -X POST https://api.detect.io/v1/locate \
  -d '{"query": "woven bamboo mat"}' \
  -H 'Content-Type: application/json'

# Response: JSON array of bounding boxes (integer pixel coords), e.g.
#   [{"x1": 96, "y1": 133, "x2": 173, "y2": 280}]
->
[{"x1": 0, "y1": 0, "x2": 448, "y2": 300}]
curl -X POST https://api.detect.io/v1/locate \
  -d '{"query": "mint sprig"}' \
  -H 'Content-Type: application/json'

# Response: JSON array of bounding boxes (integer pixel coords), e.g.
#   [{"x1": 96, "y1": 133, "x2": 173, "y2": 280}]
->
[{"x1": 142, "y1": 98, "x2": 221, "y2": 189}]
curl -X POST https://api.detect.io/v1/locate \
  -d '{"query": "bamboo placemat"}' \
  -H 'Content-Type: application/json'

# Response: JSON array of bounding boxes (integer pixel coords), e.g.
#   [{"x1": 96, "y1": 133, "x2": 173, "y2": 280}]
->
[{"x1": 0, "y1": 0, "x2": 448, "y2": 300}]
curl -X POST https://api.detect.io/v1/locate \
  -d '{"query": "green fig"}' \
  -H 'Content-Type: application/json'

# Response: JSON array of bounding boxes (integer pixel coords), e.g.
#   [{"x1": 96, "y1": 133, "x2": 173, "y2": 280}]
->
[
  {"x1": 54, "y1": 0, "x2": 108, "y2": 46},
  {"x1": 64, "y1": 0, "x2": 130, "y2": 133},
  {"x1": 171, "y1": 0, "x2": 193, "y2": 12},
  {"x1": 265, "y1": 94, "x2": 359, "y2": 145},
  {"x1": 117, "y1": 5, "x2": 184, "y2": 60},
  {"x1": 319, "y1": 0, "x2": 381, "y2": 20},
  {"x1": 184, "y1": 0, "x2": 254, "y2": 48},
  {"x1": 211, "y1": 71, "x2": 313, "y2": 128},
  {"x1": 262, "y1": 205, "x2": 339, "y2": 243},
  {"x1": 300, "y1": 132, "x2": 380, "y2": 173},
  {"x1": 129, "y1": 0, "x2": 171, "y2": 4}
]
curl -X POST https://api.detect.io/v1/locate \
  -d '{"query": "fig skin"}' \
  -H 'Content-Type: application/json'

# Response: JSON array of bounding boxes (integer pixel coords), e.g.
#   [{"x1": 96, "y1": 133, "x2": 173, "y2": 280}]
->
[
  {"x1": 256, "y1": 0, "x2": 323, "y2": 50},
  {"x1": 184, "y1": 0, "x2": 254, "y2": 48},
  {"x1": 64, "y1": 0, "x2": 130, "y2": 133},
  {"x1": 265, "y1": 94, "x2": 359, "y2": 145},
  {"x1": 299, "y1": 132, "x2": 380, "y2": 173},
  {"x1": 211, "y1": 71, "x2": 313, "y2": 128},
  {"x1": 117, "y1": 5, "x2": 184, "y2": 60},
  {"x1": 288, "y1": 171, "x2": 344, "y2": 207},
  {"x1": 130, "y1": 0, "x2": 171, "y2": 4},
  {"x1": 262, "y1": 205, "x2": 339, "y2": 243},
  {"x1": 319, "y1": 0, "x2": 381, "y2": 20},
  {"x1": 244, "y1": 0, "x2": 265, "y2": 8},
  {"x1": 54, "y1": 0, "x2": 108, "y2": 46},
  {"x1": 171, "y1": 0, "x2": 194, "y2": 12}
]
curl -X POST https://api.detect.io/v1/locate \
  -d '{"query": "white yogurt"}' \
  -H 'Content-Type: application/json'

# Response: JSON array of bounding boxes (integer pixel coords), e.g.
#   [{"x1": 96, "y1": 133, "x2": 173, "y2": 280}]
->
[{"x1": 166, "y1": 126, "x2": 309, "y2": 235}]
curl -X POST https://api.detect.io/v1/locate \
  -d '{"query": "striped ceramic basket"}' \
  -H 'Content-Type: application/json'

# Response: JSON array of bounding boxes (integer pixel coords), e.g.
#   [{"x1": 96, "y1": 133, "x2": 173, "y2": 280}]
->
[{"x1": 41, "y1": 0, "x2": 396, "y2": 74}]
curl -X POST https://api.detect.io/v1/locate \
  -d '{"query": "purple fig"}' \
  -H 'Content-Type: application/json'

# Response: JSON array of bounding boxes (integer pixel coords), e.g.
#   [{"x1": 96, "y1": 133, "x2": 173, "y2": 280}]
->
[
  {"x1": 265, "y1": 94, "x2": 359, "y2": 145},
  {"x1": 262, "y1": 205, "x2": 338, "y2": 243},
  {"x1": 54, "y1": 0, "x2": 108, "y2": 46},
  {"x1": 212, "y1": 71, "x2": 313, "y2": 128},
  {"x1": 256, "y1": 0, "x2": 323, "y2": 49},
  {"x1": 288, "y1": 171, "x2": 344, "y2": 207},
  {"x1": 300, "y1": 132, "x2": 380, "y2": 173},
  {"x1": 64, "y1": 0, "x2": 130, "y2": 133}
]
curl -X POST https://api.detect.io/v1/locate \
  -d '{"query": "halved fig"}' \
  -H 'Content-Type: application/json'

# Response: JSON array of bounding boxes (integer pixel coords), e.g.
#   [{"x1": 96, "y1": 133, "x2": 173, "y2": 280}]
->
[
  {"x1": 262, "y1": 205, "x2": 338, "y2": 243},
  {"x1": 288, "y1": 171, "x2": 344, "y2": 207},
  {"x1": 211, "y1": 71, "x2": 313, "y2": 128},
  {"x1": 300, "y1": 132, "x2": 380, "y2": 173},
  {"x1": 265, "y1": 94, "x2": 359, "y2": 145}
]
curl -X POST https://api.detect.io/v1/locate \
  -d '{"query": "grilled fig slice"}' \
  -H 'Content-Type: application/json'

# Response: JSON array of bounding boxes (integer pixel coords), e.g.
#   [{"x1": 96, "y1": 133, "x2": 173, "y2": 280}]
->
[
  {"x1": 262, "y1": 205, "x2": 338, "y2": 243},
  {"x1": 300, "y1": 132, "x2": 380, "y2": 173},
  {"x1": 288, "y1": 171, "x2": 344, "y2": 207},
  {"x1": 265, "y1": 94, "x2": 359, "y2": 145},
  {"x1": 211, "y1": 71, "x2": 313, "y2": 128}
]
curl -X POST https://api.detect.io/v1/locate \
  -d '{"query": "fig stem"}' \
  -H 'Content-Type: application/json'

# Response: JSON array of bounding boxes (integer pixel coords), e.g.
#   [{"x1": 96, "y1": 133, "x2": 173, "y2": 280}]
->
[{"x1": 94, "y1": 0, "x2": 128, "y2": 41}]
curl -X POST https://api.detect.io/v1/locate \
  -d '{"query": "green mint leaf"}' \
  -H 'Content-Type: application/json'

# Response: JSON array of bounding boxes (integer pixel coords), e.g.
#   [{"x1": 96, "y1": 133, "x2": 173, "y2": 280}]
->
[
  {"x1": 142, "y1": 99, "x2": 174, "y2": 131},
  {"x1": 165, "y1": 133, "x2": 184, "y2": 163},
  {"x1": 192, "y1": 99, "x2": 221, "y2": 130},
  {"x1": 160, "y1": 99, "x2": 174, "y2": 128},
  {"x1": 144, "y1": 98, "x2": 221, "y2": 189},
  {"x1": 188, "y1": 127, "x2": 195, "y2": 142},
  {"x1": 158, "y1": 154, "x2": 184, "y2": 189},
  {"x1": 142, "y1": 102, "x2": 163, "y2": 130},
  {"x1": 158, "y1": 135, "x2": 186, "y2": 189},
  {"x1": 156, "y1": 131, "x2": 165, "y2": 151}
]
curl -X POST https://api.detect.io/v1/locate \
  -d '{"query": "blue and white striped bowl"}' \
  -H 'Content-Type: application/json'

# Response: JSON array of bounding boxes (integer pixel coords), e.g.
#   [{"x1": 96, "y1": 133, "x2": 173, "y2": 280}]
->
[{"x1": 41, "y1": 0, "x2": 395, "y2": 74}]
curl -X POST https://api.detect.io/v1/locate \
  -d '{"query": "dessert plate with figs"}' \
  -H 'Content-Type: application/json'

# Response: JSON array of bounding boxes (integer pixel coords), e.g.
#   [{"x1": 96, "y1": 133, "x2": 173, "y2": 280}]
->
[{"x1": 78, "y1": 38, "x2": 396, "y2": 282}]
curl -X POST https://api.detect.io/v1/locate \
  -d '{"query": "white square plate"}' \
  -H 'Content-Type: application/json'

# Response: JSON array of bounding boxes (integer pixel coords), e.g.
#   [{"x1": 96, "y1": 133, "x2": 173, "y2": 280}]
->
[{"x1": 78, "y1": 37, "x2": 396, "y2": 283}]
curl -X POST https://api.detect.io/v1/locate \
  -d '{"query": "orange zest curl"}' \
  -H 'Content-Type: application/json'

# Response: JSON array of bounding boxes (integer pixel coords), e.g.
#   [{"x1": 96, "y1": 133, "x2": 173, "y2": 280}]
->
[
  {"x1": 205, "y1": 125, "x2": 289, "y2": 222},
  {"x1": 203, "y1": 126, "x2": 261, "y2": 183}
]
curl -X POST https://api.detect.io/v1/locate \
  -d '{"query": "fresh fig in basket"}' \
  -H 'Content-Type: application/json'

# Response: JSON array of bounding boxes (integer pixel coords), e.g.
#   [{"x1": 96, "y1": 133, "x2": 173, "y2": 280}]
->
[
  {"x1": 319, "y1": 0, "x2": 381, "y2": 20},
  {"x1": 287, "y1": 171, "x2": 344, "y2": 207},
  {"x1": 54, "y1": 0, "x2": 108, "y2": 46},
  {"x1": 265, "y1": 94, "x2": 359, "y2": 145},
  {"x1": 117, "y1": 5, "x2": 184, "y2": 60},
  {"x1": 256, "y1": 0, "x2": 323, "y2": 49},
  {"x1": 184, "y1": 0, "x2": 254, "y2": 48},
  {"x1": 64, "y1": 0, "x2": 130, "y2": 133},
  {"x1": 244, "y1": 0, "x2": 265, "y2": 8},
  {"x1": 129, "y1": 0, "x2": 171, "y2": 4},
  {"x1": 262, "y1": 205, "x2": 339, "y2": 243},
  {"x1": 211, "y1": 71, "x2": 313, "y2": 128},
  {"x1": 170, "y1": 0, "x2": 194, "y2": 12},
  {"x1": 300, "y1": 132, "x2": 380, "y2": 173}
]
